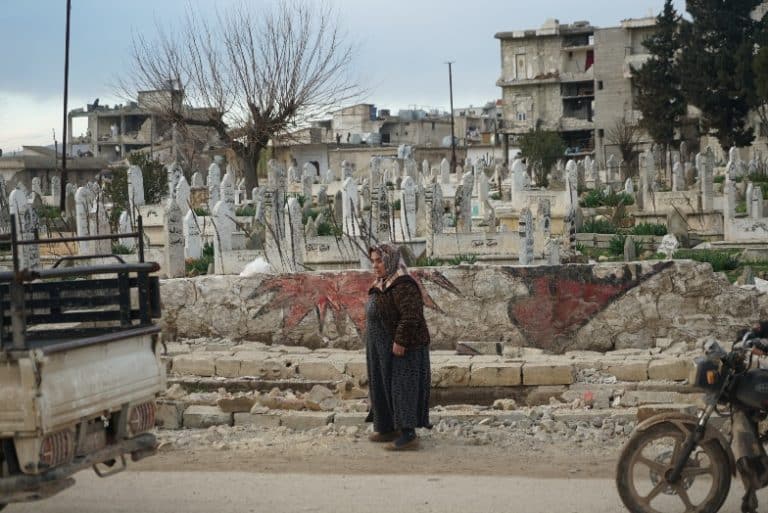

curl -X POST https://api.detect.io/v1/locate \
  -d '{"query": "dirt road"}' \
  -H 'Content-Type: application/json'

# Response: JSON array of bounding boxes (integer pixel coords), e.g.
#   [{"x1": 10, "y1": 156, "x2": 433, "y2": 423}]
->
[{"x1": 7, "y1": 439, "x2": 768, "y2": 513}]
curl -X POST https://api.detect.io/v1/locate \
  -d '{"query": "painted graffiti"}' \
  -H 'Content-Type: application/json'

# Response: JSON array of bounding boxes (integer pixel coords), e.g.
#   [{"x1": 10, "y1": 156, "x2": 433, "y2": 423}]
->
[
  {"x1": 504, "y1": 262, "x2": 672, "y2": 352},
  {"x1": 251, "y1": 269, "x2": 460, "y2": 334}
]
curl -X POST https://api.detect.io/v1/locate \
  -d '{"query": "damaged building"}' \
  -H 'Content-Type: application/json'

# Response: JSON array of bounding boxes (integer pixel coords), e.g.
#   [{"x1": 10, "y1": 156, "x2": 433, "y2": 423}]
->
[{"x1": 495, "y1": 17, "x2": 657, "y2": 165}]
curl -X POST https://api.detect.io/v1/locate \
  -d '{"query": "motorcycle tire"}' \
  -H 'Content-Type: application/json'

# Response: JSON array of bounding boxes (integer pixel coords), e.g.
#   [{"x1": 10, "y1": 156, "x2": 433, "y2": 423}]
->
[{"x1": 616, "y1": 421, "x2": 731, "y2": 513}]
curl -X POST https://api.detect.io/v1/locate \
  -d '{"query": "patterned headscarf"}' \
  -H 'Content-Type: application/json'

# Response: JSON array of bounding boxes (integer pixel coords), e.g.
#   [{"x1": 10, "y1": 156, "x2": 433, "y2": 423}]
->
[{"x1": 370, "y1": 243, "x2": 408, "y2": 291}]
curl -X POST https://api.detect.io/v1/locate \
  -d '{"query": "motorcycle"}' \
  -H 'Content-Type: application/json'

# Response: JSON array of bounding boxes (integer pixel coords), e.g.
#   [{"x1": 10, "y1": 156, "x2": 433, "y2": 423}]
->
[{"x1": 616, "y1": 330, "x2": 768, "y2": 513}]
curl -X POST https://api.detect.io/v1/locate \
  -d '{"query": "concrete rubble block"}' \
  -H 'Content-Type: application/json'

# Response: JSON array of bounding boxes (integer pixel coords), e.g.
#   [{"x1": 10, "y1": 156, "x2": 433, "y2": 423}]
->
[
  {"x1": 214, "y1": 356, "x2": 242, "y2": 378},
  {"x1": 296, "y1": 358, "x2": 346, "y2": 382},
  {"x1": 217, "y1": 393, "x2": 257, "y2": 413},
  {"x1": 304, "y1": 385, "x2": 340, "y2": 411},
  {"x1": 623, "y1": 391, "x2": 697, "y2": 407},
  {"x1": 648, "y1": 358, "x2": 692, "y2": 381},
  {"x1": 603, "y1": 360, "x2": 649, "y2": 382},
  {"x1": 636, "y1": 403, "x2": 699, "y2": 423},
  {"x1": 551, "y1": 410, "x2": 610, "y2": 424},
  {"x1": 238, "y1": 353, "x2": 286, "y2": 379},
  {"x1": 524, "y1": 385, "x2": 567, "y2": 406},
  {"x1": 345, "y1": 360, "x2": 368, "y2": 385},
  {"x1": 431, "y1": 411, "x2": 497, "y2": 424},
  {"x1": 333, "y1": 412, "x2": 369, "y2": 427},
  {"x1": 156, "y1": 401, "x2": 184, "y2": 430},
  {"x1": 469, "y1": 362, "x2": 522, "y2": 387},
  {"x1": 610, "y1": 409, "x2": 639, "y2": 424},
  {"x1": 172, "y1": 354, "x2": 216, "y2": 377},
  {"x1": 431, "y1": 363, "x2": 471, "y2": 387},
  {"x1": 233, "y1": 412, "x2": 282, "y2": 428},
  {"x1": 280, "y1": 411, "x2": 335, "y2": 431},
  {"x1": 182, "y1": 405, "x2": 233, "y2": 428},
  {"x1": 522, "y1": 363, "x2": 574, "y2": 385}
]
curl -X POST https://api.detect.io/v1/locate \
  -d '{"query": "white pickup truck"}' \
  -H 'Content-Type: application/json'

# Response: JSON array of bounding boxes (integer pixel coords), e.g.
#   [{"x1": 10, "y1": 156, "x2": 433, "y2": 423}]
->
[{"x1": 0, "y1": 217, "x2": 165, "y2": 507}]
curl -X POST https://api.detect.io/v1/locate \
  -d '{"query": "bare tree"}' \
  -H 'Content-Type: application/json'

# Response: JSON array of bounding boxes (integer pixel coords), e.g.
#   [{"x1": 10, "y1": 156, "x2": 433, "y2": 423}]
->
[
  {"x1": 605, "y1": 117, "x2": 641, "y2": 179},
  {"x1": 122, "y1": 1, "x2": 360, "y2": 190}
]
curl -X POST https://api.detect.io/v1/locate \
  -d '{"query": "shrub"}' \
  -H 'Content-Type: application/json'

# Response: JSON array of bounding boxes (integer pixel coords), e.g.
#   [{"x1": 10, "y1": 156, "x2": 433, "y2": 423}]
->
[
  {"x1": 713, "y1": 175, "x2": 725, "y2": 184},
  {"x1": 391, "y1": 199, "x2": 401, "y2": 211},
  {"x1": 748, "y1": 173, "x2": 768, "y2": 184},
  {"x1": 580, "y1": 189, "x2": 604, "y2": 208},
  {"x1": 578, "y1": 217, "x2": 617, "y2": 234},
  {"x1": 35, "y1": 205, "x2": 62, "y2": 220},
  {"x1": 317, "y1": 221, "x2": 342, "y2": 236},
  {"x1": 193, "y1": 207, "x2": 210, "y2": 216},
  {"x1": 579, "y1": 189, "x2": 635, "y2": 208},
  {"x1": 629, "y1": 223, "x2": 667, "y2": 236},
  {"x1": 608, "y1": 234, "x2": 644, "y2": 257},
  {"x1": 490, "y1": 192, "x2": 502, "y2": 201},
  {"x1": 673, "y1": 249, "x2": 740, "y2": 272},
  {"x1": 414, "y1": 255, "x2": 444, "y2": 267},
  {"x1": 736, "y1": 201, "x2": 747, "y2": 214},
  {"x1": 111, "y1": 243, "x2": 133, "y2": 255},
  {"x1": 235, "y1": 205, "x2": 256, "y2": 216},
  {"x1": 186, "y1": 242, "x2": 215, "y2": 276},
  {"x1": 447, "y1": 253, "x2": 477, "y2": 265}
]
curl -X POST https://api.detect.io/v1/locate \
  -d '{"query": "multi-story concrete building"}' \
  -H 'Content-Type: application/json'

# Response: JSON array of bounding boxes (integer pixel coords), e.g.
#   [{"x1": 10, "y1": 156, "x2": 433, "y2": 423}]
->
[
  {"x1": 495, "y1": 17, "x2": 657, "y2": 166},
  {"x1": 68, "y1": 87, "x2": 217, "y2": 163}
]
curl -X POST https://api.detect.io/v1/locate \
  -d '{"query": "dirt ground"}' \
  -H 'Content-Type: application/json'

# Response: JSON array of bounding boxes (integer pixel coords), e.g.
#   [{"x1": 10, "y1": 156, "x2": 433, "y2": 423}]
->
[{"x1": 136, "y1": 428, "x2": 621, "y2": 479}]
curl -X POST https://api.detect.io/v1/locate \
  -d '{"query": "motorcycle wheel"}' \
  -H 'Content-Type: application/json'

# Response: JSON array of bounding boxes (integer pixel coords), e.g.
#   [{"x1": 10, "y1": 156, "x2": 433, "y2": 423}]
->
[{"x1": 616, "y1": 421, "x2": 731, "y2": 513}]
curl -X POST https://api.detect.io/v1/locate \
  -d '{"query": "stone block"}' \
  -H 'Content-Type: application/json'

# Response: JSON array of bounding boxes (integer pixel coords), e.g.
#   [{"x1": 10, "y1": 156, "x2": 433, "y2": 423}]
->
[
  {"x1": 648, "y1": 359, "x2": 691, "y2": 381},
  {"x1": 172, "y1": 354, "x2": 215, "y2": 377},
  {"x1": 217, "y1": 394, "x2": 257, "y2": 413},
  {"x1": 182, "y1": 405, "x2": 233, "y2": 428},
  {"x1": 214, "y1": 356, "x2": 241, "y2": 378},
  {"x1": 469, "y1": 362, "x2": 522, "y2": 387},
  {"x1": 156, "y1": 401, "x2": 184, "y2": 430},
  {"x1": 345, "y1": 360, "x2": 368, "y2": 385},
  {"x1": 636, "y1": 403, "x2": 698, "y2": 423},
  {"x1": 552, "y1": 410, "x2": 610, "y2": 424},
  {"x1": 623, "y1": 391, "x2": 695, "y2": 407},
  {"x1": 333, "y1": 412, "x2": 368, "y2": 427},
  {"x1": 604, "y1": 361, "x2": 648, "y2": 382},
  {"x1": 233, "y1": 412, "x2": 282, "y2": 428},
  {"x1": 239, "y1": 354, "x2": 286, "y2": 379},
  {"x1": 524, "y1": 385, "x2": 567, "y2": 406},
  {"x1": 297, "y1": 359, "x2": 345, "y2": 382},
  {"x1": 522, "y1": 363, "x2": 574, "y2": 385},
  {"x1": 431, "y1": 363, "x2": 470, "y2": 387},
  {"x1": 280, "y1": 411, "x2": 335, "y2": 431}
]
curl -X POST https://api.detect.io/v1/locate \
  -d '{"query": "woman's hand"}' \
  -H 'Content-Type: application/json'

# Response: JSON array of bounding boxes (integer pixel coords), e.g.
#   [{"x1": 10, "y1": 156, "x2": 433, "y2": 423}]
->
[{"x1": 392, "y1": 342, "x2": 406, "y2": 357}]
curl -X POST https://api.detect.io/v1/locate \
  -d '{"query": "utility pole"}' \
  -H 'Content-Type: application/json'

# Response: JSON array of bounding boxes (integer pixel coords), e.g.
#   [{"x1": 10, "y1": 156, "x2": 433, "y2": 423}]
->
[
  {"x1": 60, "y1": 0, "x2": 72, "y2": 211},
  {"x1": 446, "y1": 61, "x2": 457, "y2": 173}
]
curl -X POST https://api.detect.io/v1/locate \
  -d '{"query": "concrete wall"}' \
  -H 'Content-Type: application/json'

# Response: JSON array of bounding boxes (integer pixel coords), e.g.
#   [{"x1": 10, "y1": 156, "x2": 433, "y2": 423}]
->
[{"x1": 160, "y1": 260, "x2": 768, "y2": 353}]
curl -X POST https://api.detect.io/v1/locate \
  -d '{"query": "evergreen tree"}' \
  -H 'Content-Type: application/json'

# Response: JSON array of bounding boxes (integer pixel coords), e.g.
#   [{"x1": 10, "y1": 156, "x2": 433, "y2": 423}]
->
[
  {"x1": 633, "y1": 0, "x2": 686, "y2": 148},
  {"x1": 518, "y1": 128, "x2": 566, "y2": 188},
  {"x1": 679, "y1": 0, "x2": 761, "y2": 149}
]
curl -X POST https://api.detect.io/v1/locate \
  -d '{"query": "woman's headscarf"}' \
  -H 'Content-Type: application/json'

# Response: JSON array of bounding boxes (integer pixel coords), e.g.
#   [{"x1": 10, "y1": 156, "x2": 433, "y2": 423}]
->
[{"x1": 370, "y1": 243, "x2": 408, "y2": 291}]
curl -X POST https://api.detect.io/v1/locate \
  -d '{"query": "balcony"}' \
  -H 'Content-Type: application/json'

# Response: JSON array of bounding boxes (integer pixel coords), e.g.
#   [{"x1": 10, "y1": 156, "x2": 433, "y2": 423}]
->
[{"x1": 560, "y1": 117, "x2": 594, "y2": 131}]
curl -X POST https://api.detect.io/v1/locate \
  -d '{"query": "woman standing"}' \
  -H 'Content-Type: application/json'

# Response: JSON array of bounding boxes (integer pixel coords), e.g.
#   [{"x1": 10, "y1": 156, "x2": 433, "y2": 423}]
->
[{"x1": 365, "y1": 243, "x2": 431, "y2": 450}]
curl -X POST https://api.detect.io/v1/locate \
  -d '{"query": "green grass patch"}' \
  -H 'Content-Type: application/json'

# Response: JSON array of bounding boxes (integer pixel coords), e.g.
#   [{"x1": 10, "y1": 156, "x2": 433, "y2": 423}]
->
[
  {"x1": 672, "y1": 249, "x2": 740, "y2": 272},
  {"x1": 235, "y1": 205, "x2": 256, "y2": 216},
  {"x1": 447, "y1": 253, "x2": 477, "y2": 265},
  {"x1": 629, "y1": 223, "x2": 667, "y2": 236},
  {"x1": 578, "y1": 217, "x2": 617, "y2": 234}
]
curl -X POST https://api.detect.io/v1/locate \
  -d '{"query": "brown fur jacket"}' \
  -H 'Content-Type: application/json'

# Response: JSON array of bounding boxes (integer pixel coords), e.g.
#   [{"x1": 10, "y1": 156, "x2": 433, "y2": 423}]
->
[{"x1": 368, "y1": 274, "x2": 431, "y2": 349}]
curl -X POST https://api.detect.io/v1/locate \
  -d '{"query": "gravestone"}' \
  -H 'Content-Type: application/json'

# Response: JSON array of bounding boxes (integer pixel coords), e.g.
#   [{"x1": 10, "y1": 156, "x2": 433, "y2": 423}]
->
[
  {"x1": 370, "y1": 157, "x2": 382, "y2": 186},
  {"x1": 31, "y1": 177, "x2": 42, "y2": 197},
  {"x1": 400, "y1": 176, "x2": 417, "y2": 240},
  {"x1": 658, "y1": 234, "x2": 679, "y2": 260},
  {"x1": 565, "y1": 162, "x2": 578, "y2": 209},
  {"x1": 372, "y1": 182, "x2": 391, "y2": 242},
  {"x1": 118, "y1": 210, "x2": 135, "y2": 251},
  {"x1": 672, "y1": 162, "x2": 684, "y2": 192},
  {"x1": 128, "y1": 165, "x2": 145, "y2": 215},
  {"x1": 518, "y1": 207, "x2": 533, "y2": 265},
  {"x1": 191, "y1": 171, "x2": 204, "y2": 187},
  {"x1": 74, "y1": 186, "x2": 94, "y2": 255},
  {"x1": 404, "y1": 158, "x2": 417, "y2": 181},
  {"x1": 51, "y1": 175, "x2": 61, "y2": 206},
  {"x1": 440, "y1": 158, "x2": 450, "y2": 184},
  {"x1": 176, "y1": 176, "x2": 191, "y2": 215},
  {"x1": 700, "y1": 147, "x2": 714, "y2": 212},
  {"x1": 317, "y1": 185, "x2": 328, "y2": 207},
  {"x1": 207, "y1": 160, "x2": 222, "y2": 212},
  {"x1": 746, "y1": 182, "x2": 755, "y2": 217},
  {"x1": 164, "y1": 198, "x2": 185, "y2": 278},
  {"x1": 751, "y1": 185, "x2": 764, "y2": 219},
  {"x1": 483, "y1": 201, "x2": 496, "y2": 234},
  {"x1": 342, "y1": 160, "x2": 354, "y2": 180},
  {"x1": 546, "y1": 238, "x2": 561, "y2": 265},
  {"x1": 284, "y1": 197, "x2": 304, "y2": 272},
  {"x1": 624, "y1": 236, "x2": 636, "y2": 261},
  {"x1": 537, "y1": 199, "x2": 551, "y2": 240},
  {"x1": 457, "y1": 171, "x2": 473, "y2": 233},
  {"x1": 288, "y1": 165, "x2": 301, "y2": 184},
  {"x1": 167, "y1": 162, "x2": 183, "y2": 201},
  {"x1": 341, "y1": 177, "x2": 359, "y2": 235},
  {"x1": 183, "y1": 210, "x2": 202, "y2": 260}
]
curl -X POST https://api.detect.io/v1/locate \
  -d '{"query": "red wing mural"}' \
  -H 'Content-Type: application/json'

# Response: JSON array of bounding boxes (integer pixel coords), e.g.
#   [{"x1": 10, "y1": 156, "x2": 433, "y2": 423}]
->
[
  {"x1": 505, "y1": 262, "x2": 672, "y2": 352},
  {"x1": 251, "y1": 269, "x2": 460, "y2": 333}
]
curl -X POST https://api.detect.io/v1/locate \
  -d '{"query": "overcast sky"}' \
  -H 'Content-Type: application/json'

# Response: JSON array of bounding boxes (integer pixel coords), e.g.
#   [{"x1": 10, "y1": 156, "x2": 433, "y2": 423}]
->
[{"x1": 0, "y1": 0, "x2": 685, "y2": 152}]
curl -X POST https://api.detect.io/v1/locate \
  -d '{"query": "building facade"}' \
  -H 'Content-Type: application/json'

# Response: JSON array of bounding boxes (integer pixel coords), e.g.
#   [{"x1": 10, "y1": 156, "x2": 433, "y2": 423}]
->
[{"x1": 495, "y1": 17, "x2": 657, "y2": 167}]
